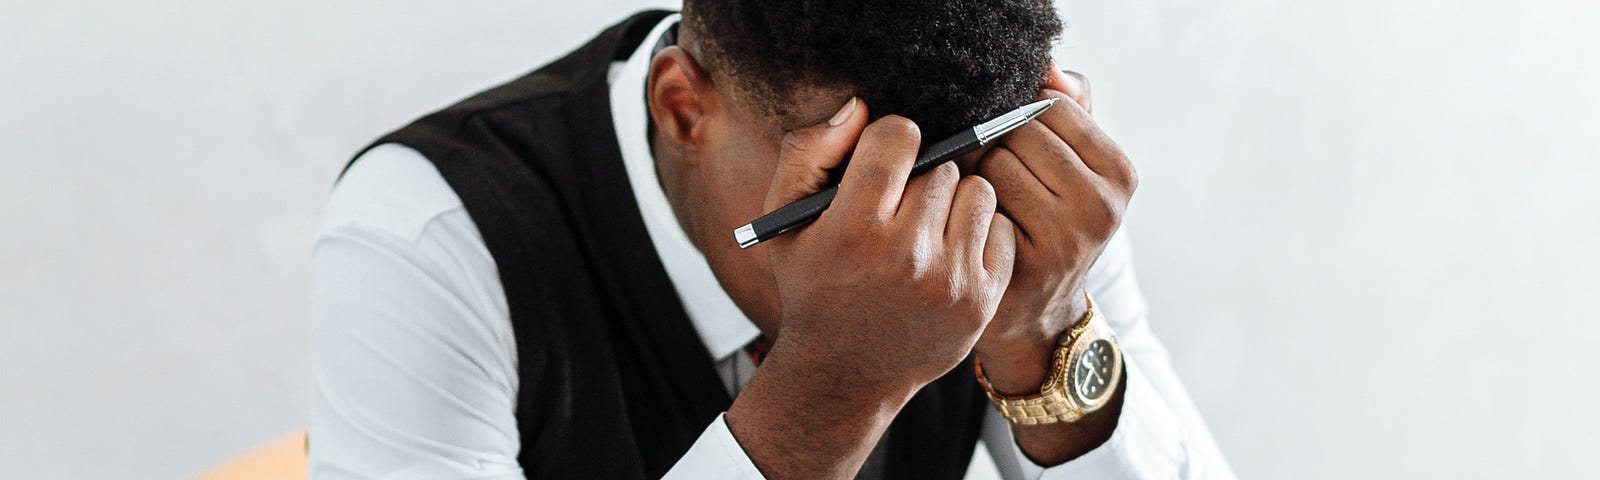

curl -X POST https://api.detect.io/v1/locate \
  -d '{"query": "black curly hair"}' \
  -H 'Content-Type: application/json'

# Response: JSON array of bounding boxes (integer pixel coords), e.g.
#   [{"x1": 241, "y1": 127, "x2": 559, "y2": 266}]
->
[{"x1": 682, "y1": 0, "x2": 1063, "y2": 138}]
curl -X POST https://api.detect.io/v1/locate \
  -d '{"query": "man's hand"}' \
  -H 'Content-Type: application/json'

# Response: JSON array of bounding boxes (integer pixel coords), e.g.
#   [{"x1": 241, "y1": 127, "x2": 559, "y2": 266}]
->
[
  {"x1": 727, "y1": 98, "x2": 1017, "y2": 479},
  {"x1": 972, "y1": 69, "x2": 1139, "y2": 464}
]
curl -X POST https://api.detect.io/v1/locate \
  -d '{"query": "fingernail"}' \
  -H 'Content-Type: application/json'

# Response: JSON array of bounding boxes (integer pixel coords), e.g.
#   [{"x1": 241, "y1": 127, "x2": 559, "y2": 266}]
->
[{"x1": 828, "y1": 97, "x2": 857, "y2": 127}]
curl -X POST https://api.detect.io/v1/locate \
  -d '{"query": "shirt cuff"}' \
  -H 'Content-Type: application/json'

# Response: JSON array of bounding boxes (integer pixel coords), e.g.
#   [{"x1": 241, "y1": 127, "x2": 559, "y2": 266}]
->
[
  {"x1": 662, "y1": 413, "x2": 766, "y2": 479},
  {"x1": 1019, "y1": 362, "x2": 1188, "y2": 479}
]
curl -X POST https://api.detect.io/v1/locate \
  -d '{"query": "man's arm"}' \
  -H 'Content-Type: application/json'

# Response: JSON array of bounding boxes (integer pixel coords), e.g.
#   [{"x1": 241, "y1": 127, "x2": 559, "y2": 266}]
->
[
  {"x1": 725, "y1": 98, "x2": 1019, "y2": 479},
  {"x1": 308, "y1": 145, "x2": 523, "y2": 479},
  {"x1": 982, "y1": 231, "x2": 1237, "y2": 479},
  {"x1": 309, "y1": 145, "x2": 780, "y2": 480},
  {"x1": 967, "y1": 68, "x2": 1139, "y2": 464},
  {"x1": 972, "y1": 69, "x2": 1233, "y2": 476}
]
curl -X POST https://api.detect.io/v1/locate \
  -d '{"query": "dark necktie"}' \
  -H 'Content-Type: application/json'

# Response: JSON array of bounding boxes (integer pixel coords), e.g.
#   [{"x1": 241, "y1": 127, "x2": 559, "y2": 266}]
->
[{"x1": 742, "y1": 335, "x2": 772, "y2": 366}]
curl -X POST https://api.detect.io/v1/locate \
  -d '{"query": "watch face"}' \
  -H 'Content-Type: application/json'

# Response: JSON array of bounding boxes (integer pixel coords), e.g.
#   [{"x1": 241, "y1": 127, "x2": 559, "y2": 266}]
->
[{"x1": 1074, "y1": 339, "x2": 1116, "y2": 401}]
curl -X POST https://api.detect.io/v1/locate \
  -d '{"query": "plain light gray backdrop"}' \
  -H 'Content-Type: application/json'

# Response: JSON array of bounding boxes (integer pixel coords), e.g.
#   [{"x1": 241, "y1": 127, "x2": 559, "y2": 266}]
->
[{"x1": 2, "y1": 0, "x2": 1597, "y2": 478}]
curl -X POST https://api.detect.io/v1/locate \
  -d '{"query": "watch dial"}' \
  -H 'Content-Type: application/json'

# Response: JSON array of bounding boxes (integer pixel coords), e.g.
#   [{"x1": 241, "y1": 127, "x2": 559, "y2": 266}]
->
[{"x1": 1074, "y1": 339, "x2": 1116, "y2": 401}]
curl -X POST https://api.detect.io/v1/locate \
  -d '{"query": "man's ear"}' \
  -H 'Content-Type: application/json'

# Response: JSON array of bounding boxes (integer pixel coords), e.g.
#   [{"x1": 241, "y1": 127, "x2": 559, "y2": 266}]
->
[{"x1": 647, "y1": 46, "x2": 720, "y2": 158}]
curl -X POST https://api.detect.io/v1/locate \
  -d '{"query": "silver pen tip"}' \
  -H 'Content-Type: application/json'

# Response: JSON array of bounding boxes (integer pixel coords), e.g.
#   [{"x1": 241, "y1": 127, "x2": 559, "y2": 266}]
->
[
  {"x1": 1029, "y1": 97, "x2": 1058, "y2": 114},
  {"x1": 975, "y1": 98, "x2": 1058, "y2": 144},
  {"x1": 734, "y1": 224, "x2": 759, "y2": 249}
]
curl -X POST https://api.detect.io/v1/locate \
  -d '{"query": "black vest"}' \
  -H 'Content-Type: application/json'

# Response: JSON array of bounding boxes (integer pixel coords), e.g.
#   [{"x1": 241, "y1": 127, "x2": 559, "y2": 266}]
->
[{"x1": 346, "y1": 10, "x2": 988, "y2": 479}]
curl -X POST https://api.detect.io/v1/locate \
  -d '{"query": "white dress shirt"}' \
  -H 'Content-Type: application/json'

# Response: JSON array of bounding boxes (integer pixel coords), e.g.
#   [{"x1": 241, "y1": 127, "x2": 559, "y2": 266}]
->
[{"x1": 309, "y1": 14, "x2": 1234, "y2": 479}]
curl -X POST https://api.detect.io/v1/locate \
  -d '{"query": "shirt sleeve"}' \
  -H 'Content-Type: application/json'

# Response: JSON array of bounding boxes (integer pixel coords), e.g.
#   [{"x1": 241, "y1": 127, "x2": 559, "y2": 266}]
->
[
  {"x1": 308, "y1": 145, "x2": 525, "y2": 479},
  {"x1": 662, "y1": 414, "x2": 767, "y2": 479},
  {"x1": 981, "y1": 230, "x2": 1238, "y2": 479},
  {"x1": 308, "y1": 145, "x2": 762, "y2": 480}
]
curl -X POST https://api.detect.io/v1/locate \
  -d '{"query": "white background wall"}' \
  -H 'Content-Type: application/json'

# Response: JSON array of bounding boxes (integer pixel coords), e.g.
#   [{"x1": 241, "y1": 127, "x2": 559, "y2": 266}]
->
[{"x1": 2, "y1": 0, "x2": 1596, "y2": 478}]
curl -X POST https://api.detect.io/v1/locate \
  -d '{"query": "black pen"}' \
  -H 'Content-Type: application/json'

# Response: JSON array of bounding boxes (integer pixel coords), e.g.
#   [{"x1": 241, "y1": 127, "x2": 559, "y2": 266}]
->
[{"x1": 734, "y1": 98, "x2": 1057, "y2": 249}]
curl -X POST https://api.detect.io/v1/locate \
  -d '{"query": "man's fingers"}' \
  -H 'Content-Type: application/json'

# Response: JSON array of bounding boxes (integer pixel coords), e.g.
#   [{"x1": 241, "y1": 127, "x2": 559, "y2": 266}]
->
[
  {"x1": 982, "y1": 212, "x2": 1017, "y2": 288},
  {"x1": 1041, "y1": 65, "x2": 1092, "y2": 115},
  {"x1": 947, "y1": 175, "x2": 997, "y2": 260},
  {"x1": 1001, "y1": 120, "x2": 1094, "y2": 196},
  {"x1": 1033, "y1": 89, "x2": 1136, "y2": 189},
  {"x1": 974, "y1": 146, "x2": 1052, "y2": 241},
  {"x1": 1061, "y1": 70, "x2": 1093, "y2": 115},
  {"x1": 834, "y1": 115, "x2": 922, "y2": 222},
  {"x1": 765, "y1": 97, "x2": 868, "y2": 212},
  {"x1": 945, "y1": 175, "x2": 1015, "y2": 289},
  {"x1": 900, "y1": 162, "x2": 960, "y2": 232}
]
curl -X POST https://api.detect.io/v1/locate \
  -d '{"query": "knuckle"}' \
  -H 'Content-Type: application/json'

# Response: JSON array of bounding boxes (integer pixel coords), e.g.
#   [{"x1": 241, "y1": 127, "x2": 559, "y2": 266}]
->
[
  {"x1": 976, "y1": 147, "x2": 1018, "y2": 179},
  {"x1": 901, "y1": 239, "x2": 936, "y2": 278},
  {"x1": 779, "y1": 130, "x2": 813, "y2": 156},
  {"x1": 929, "y1": 162, "x2": 959, "y2": 188},
  {"x1": 1004, "y1": 123, "x2": 1044, "y2": 151},
  {"x1": 1064, "y1": 69, "x2": 1091, "y2": 88},
  {"x1": 1062, "y1": 71, "x2": 1091, "y2": 100},
  {"x1": 859, "y1": 213, "x2": 892, "y2": 230},
  {"x1": 957, "y1": 176, "x2": 997, "y2": 209},
  {"x1": 1105, "y1": 206, "x2": 1124, "y2": 229},
  {"x1": 864, "y1": 115, "x2": 922, "y2": 145},
  {"x1": 844, "y1": 214, "x2": 888, "y2": 237},
  {"x1": 993, "y1": 146, "x2": 1022, "y2": 165},
  {"x1": 1092, "y1": 193, "x2": 1125, "y2": 231},
  {"x1": 1021, "y1": 118, "x2": 1054, "y2": 138}
]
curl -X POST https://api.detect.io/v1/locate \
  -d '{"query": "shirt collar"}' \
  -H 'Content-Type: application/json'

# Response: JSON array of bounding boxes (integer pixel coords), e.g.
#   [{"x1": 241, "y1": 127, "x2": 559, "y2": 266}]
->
[{"x1": 609, "y1": 14, "x2": 761, "y2": 362}]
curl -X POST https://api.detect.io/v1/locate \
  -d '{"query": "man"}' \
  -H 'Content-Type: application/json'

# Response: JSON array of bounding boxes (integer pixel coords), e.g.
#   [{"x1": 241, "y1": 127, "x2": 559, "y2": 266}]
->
[{"x1": 310, "y1": 2, "x2": 1233, "y2": 479}]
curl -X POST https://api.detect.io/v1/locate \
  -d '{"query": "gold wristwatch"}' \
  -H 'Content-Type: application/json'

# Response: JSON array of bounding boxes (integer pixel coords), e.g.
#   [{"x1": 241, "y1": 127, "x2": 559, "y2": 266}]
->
[{"x1": 976, "y1": 292, "x2": 1123, "y2": 425}]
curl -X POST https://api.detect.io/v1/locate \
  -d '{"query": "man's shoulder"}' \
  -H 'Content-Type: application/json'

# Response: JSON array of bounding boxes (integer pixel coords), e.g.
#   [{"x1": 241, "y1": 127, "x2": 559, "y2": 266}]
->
[{"x1": 320, "y1": 143, "x2": 468, "y2": 243}]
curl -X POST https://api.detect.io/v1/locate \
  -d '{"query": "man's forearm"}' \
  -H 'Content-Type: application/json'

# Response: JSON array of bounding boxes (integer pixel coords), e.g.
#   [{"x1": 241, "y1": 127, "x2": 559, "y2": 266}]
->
[{"x1": 725, "y1": 344, "x2": 918, "y2": 480}]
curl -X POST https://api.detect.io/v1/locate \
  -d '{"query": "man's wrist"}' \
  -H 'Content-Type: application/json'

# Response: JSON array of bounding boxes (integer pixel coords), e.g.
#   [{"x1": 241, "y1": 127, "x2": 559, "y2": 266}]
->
[
  {"x1": 725, "y1": 341, "x2": 916, "y2": 478},
  {"x1": 978, "y1": 292, "x2": 1090, "y2": 394},
  {"x1": 976, "y1": 339, "x2": 1056, "y2": 394}
]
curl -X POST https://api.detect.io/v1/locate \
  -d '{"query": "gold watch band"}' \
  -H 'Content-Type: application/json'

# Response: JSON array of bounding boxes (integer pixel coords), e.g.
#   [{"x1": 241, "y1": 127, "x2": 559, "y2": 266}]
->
[
  {"x1": 975, "y1": 292, "x2": 1117, "y2": 425},
  {"x1": 975, "y1": 353, "x2": 1086, "y2": 425}
]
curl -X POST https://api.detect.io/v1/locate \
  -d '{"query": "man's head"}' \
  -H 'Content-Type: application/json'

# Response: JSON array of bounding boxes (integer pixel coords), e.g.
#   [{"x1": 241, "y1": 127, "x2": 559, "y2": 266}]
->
[
  {"x1": 644, "y1": 1, "x2": 1064, "y2": 332},
  {"x1": 684, "y1": 0, "x2": 1062, "y2": 137}
]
